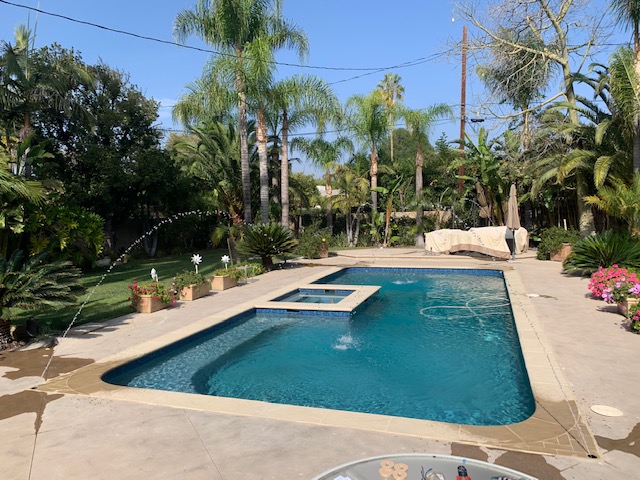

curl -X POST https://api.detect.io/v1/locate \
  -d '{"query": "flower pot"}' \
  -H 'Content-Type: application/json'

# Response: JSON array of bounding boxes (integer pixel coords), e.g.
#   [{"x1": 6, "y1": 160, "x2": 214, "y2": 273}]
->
[
  {"x1": 617, "y1": 297, "x2": 640, "y2": 317},
  {"x1": 550, "y1": 243, "x2": 572, "y2": 262},
  {"x1": 318, "y1": 243, "x2": 329, "y2": 258},
  {"x1": 136, "y1": 295, "x2": 170, "y2": 314},
  {"x1": 179, "y1": 283, "x2": 210, "y2": 301},
  {"x1": 211, "y1": 275, "x2": 237, "y2": 291}
]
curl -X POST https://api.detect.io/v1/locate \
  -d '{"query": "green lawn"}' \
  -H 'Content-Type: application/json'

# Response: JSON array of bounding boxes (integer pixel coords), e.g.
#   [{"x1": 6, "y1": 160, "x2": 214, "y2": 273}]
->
[{"x1": 14, "y1": 249, "x2": 232, "y2": 332}]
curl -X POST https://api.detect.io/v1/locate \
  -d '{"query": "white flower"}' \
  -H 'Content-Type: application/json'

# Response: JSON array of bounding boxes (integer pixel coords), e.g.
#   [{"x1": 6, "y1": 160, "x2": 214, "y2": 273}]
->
[
  {"x1": 221, "y1": 255, "x2": 230, "y2": 270},
  {"x1": 191, "y1": 254, "x2": 202, "y2": 273},
  {"x1": 150, "y1": 268, "x2": 158, "y2": 282}
]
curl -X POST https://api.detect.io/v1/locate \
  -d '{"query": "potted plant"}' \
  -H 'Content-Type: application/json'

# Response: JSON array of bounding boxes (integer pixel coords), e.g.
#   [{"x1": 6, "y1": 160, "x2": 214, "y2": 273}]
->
[
  {"x1": 602, "y1": 279, "x2": 640, "y2": 316},
  {"x1": 174, "y1": 269, "x2": 210, "y2": 301},
  {"x1": 211, "y1": 255, "x2": 237, "y2": 291},
  {"x1": 128, "y1": 281, "x2": 175, "y2": 313},
  {"x1": 536, "y1": 227, "x2": 580, "y2": 262},
  {"x1": 626, "y1": 303, "x2": 640, "y2": 332}
]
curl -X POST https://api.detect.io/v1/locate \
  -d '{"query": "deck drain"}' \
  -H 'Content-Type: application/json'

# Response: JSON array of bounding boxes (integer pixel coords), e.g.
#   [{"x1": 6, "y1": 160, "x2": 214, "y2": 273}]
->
[{"x1": 590, "y1": 405, "x2": 623, "y2": 417}]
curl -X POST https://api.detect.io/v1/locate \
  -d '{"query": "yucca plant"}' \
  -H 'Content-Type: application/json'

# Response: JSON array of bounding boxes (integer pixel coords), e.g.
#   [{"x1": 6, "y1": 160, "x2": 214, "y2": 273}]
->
[
  {"x1": 0, "y1": 250, "x2": 84, "y2": 345},
  {"x1": 563, "y1": 230, "x2": 640, "y2": 275},
  {"x1": 239, "y1": 223, "x2": 297, "y2": 269}
]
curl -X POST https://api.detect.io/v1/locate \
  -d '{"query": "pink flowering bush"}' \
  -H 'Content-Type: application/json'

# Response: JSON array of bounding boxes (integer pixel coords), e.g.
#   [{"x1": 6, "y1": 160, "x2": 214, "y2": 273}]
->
[
  {"x1": 588, "y1": 265, "x2": 640, "y2": 299},
  {"x1": 626, "y1": 303, "x2": 640, "y2": 332}
]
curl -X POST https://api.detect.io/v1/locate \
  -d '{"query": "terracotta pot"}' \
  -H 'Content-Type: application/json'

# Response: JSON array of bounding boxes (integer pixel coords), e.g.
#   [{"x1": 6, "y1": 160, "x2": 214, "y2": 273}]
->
[
  {"x1": 211, "y1": 275, "x2": 237, "y2": 291},
  {"x1": 318, "y1": 242, "x2": 329, "y2": 258},
  {"x1": 179, "y1": 283, "x2": 210, "y2": 301},
  {"x1": 617, "y1": 297, "x2": 640, "y2": 317},
  {"x1": 136, "y1": 295, "x2": 170, "y2": 314},
  {"x1": 550, "y1": 243, "x2": 572, "y2": 262}
]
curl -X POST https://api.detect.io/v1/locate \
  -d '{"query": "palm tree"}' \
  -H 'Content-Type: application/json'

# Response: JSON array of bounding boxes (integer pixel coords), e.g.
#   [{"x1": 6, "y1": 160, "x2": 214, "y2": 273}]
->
[
  {"x1": 272, "y1": 75, "x2": 341, "y2": 228},
  {"x1": 403, "y1": 104, "x2": 452, "y2": 246},
  {"x1": 0, "y1": 250, "x2": 83, "y2": 346},
  {"x1": 171, "y1": 120, "x2": 247, "y2": 223},
  {"x1": 377, "y1": 72, "x2": 404, "y2": 164},
  {"x1": 332, "y1": 164, "x2": 369, "y2": 246},
  {"x1": 585, "y1": 172, "x2": 640, "y2": 234},
  {"x1": 173, "y1": 0, "x2": 308, "y2": 224},
  {"x1": 291, "y1": 136, "x2": 353, "y2": 233},
  {"x1": 345, "y1": 90, "x2": 387, "y2": 213}
]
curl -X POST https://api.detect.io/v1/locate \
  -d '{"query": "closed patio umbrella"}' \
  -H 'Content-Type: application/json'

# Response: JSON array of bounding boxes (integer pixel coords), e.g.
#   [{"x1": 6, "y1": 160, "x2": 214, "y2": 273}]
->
[{"x1": 506, "y1": 183, "x2": 521, "y2": 259}]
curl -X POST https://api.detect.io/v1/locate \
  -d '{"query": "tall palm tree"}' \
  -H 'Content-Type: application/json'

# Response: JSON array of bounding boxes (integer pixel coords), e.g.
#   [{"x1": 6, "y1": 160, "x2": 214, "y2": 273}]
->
[
  {"x1": 403, "y1": 104, "x2": 452, "y2": 246},
  {"x1": 173, "y1": 0, "x2": 308, "y2": 224},
  {"x1": 272, "y1": 75, "x2": 341, "y2": 228},
  {"x1": 345, "y1": 90, "x2": 387, "y2": 213},
  {"x1": 290, "y1": 136, "x2": 353, "y2": 233},
  {"x1": 377, "y1": 72, "x2": 404, "y2": 164}
]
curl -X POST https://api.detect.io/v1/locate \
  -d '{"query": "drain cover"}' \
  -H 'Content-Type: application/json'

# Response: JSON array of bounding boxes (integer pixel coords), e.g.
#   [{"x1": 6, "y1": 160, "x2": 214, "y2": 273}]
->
[{"x1": 591, "y1": 405, "x2": 623, "y2": 417}]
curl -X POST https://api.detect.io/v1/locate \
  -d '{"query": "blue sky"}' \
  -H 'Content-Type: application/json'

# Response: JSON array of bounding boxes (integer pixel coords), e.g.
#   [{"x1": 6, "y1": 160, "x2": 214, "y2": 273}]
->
[{"x1": 0, "y1": 0, "x2": 629, "y2": 176}]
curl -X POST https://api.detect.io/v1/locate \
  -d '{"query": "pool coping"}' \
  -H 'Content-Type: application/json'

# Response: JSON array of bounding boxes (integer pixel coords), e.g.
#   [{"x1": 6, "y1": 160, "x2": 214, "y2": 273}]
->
[{"x1": 35, "y1": 264, "x2": 599, "y2": 459}]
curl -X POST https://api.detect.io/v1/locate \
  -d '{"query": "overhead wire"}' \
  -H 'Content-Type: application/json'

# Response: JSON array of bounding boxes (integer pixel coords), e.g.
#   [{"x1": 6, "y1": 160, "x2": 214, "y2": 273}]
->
[{"x1": 0, "y1": 0, "x2": 441, "y2": 75}]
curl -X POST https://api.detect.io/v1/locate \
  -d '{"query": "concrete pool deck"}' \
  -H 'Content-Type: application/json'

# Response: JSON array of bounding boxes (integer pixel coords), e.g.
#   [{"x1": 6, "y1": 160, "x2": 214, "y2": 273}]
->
[{"x1": 1, "y1": 249, "x2": 639, "y2": 479}]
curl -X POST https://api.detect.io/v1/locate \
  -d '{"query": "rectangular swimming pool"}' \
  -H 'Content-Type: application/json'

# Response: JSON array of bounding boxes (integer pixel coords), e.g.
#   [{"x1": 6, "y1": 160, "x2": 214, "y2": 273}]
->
[{"x1": 103, "y1": 267, "x2": 535, "y2": 426}]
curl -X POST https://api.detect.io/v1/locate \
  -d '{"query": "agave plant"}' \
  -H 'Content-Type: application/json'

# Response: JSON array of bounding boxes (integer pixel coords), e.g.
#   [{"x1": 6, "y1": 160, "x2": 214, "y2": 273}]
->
[
  {"x1": 563, "y1": 230, "x2": 640, "y2": 275},
  {"x1": 239, "y1": 223, "x2": 297, "y2": 270},
  {"x1": 0, "y1": 250, "x2": 83, "y2": 345}
]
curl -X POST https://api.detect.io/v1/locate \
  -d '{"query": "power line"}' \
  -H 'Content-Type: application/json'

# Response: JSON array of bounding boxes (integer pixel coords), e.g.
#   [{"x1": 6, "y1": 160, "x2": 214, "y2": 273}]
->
[{"x1": 0, "y1": 0, "x2": 439, "y2": 74}]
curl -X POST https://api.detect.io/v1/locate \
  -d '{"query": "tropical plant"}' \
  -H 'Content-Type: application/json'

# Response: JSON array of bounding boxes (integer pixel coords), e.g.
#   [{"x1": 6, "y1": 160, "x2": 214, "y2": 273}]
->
[
  {"x1": 585, "y1": 172, "x2": 640, "y2": 234},
  {"x1": 173, "y1": 269, "x2": 209, "y2": 291},
  {"x1": 173, "y1": 0, "x2": 308, "y2": 224},
  {"x1": 563, "y1": 230, "x2": 640, "y2": 274},
  {"x1": 536, "y1": 226, "x2": 581, "y2": 260},
  {"x1": 239, "y1": 222, "x2": 297, "y2": 269},
  {"x1": 345, "y1": 90, "x2": 387, "y2": 213},
  {"x1": 332, "y1": 164, "x2": 369, "y2": 247},
  {"x1": 372, "y1": 175, "x2": 407, "y2": 247},
  {"x1": 290, "y1": 135, "x2": 353, "y2": 233},
  {"x1": 402, "y1": 104, "x2": 452, "y2": 245},
  {"x1": 0, "y1": 250, "x2": 83, "y2": 345},
  {"x1": 377, "y1": 72, "x2": 404, "y2": 164},
  {"x1": 271, "y1": 75, "x2": 341, "y2": 228}
]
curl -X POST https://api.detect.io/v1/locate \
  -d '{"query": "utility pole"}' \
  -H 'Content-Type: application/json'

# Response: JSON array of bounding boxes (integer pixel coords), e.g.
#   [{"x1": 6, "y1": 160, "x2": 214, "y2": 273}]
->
[{"x1": 458, "y1": 25, "x2": 467, "y2": 194}]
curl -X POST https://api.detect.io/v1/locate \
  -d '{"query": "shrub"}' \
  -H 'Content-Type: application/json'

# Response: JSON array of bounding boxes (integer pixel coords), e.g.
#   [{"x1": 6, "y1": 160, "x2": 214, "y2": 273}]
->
[
  {"x1": 563, "y1": 230, "x2": 640, "y2": 274},
  {"x1": 239, "y1": 223, "x2": 297, "y2": 269},
  {"x1": 173, "y1": 269, "x2": 209, "y2": 291},
  {"x1": 213, "y1": 262, "x2": 265, "y2": 280},
  {"x1": 536, "y1": 227, "x2": 581, "y2": 260},
  {"x1": 296, "y1": 224, "x2": 331, "y2": 259}
]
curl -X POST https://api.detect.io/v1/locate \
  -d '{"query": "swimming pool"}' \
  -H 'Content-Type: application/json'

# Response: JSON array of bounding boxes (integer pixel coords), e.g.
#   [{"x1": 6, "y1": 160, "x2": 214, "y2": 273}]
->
[{"x1": 103, "y1": 267, "x2": 535, "y2": 426}]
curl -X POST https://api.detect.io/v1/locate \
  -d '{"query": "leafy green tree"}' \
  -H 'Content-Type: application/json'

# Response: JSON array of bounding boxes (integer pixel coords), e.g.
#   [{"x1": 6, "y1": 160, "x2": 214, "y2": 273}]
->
[
  {"x1": 174, "y1": 0, "x2": 308, "y2": 224},
  {"x1": 0, "y1": 250, "x2": 83, "y2": 345},
  {"x1": 585, "y1": 172, "x2": 640, "y2": 234},
  {"x1": 291, "y1": 135, "x2": 353, "y2": 233}
]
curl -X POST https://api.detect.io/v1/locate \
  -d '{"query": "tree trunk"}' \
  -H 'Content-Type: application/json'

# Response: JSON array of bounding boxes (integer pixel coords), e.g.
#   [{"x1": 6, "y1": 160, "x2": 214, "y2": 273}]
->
[
  {"x1": 0, "y1": 319, "x2": 13, "y2": 345},
  {"x1": 415, "y1": 145, "x2": 424, "y2": 247},
  {"x1": 236, "y1": 66, "x2": 252, "y2": 224},
  {"x1": 325, "y1": 172, "x2": 333, "y2": 234},
  {"x1": 281, "y1": 111, "x2": 291, "y2": 229},
  {"x1": 370, "y1": 144, "x2": 378, "y2": 212},
  {"x1": 257, "y1": 109, "x2": 269, "y2": 224}
]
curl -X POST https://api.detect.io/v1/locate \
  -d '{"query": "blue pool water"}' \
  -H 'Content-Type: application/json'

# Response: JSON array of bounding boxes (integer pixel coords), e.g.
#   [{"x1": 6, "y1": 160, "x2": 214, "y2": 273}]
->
[
  {"x1": 104, "y1": 268, "x2": 535, "y2": 426},
  {"x1": 274, "y1": 288, "x2": 354, "y2": 304}
]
